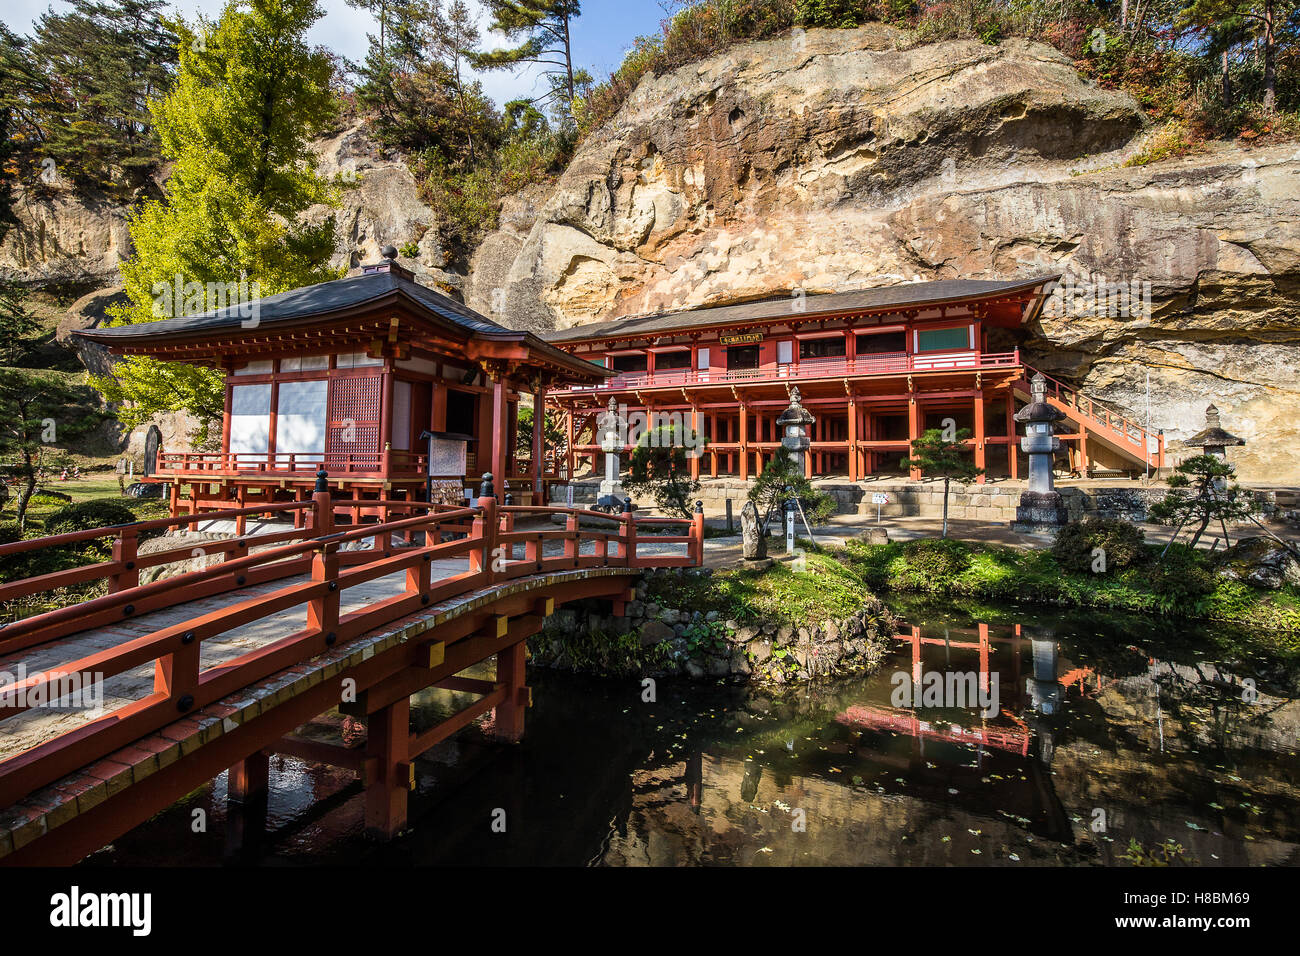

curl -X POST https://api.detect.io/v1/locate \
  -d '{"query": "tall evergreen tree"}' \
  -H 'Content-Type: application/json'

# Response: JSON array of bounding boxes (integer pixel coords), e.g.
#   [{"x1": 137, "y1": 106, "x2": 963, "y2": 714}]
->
[
  {"x1": 0, "y1": 1, "x2": 177, "y2": 191},
  {"x1": 1180, "y1": 0, "x2": 1298, "y2": 111},
  {"x1": 97, "y1": 0, "x2": 342, "y2": 438},
  {"x1": 474, "y1": 0, "x2": 583, "y2": 122},
  {"x1": 351, "y1": 0, "x2": 497, "y2": 160}
]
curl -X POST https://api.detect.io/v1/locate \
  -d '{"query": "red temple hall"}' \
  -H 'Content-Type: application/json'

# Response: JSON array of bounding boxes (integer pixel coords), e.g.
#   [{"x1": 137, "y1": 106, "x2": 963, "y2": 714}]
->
[
  {"x1": 544, "y1": 276, "x2": 1162, "y2": 483},
  {"x1": 79, "y1": 257, "x2": 609, "y2": 515}
]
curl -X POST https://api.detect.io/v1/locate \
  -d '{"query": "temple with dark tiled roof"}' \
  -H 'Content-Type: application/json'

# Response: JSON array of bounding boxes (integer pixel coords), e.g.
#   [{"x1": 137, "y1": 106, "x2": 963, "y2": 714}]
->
[
  {"x1": 77, "y1": 251, "x2": 609, "y2": 516},
  {"x1": 542, "y1": 274, "x2": 1163, "y2": 483}
]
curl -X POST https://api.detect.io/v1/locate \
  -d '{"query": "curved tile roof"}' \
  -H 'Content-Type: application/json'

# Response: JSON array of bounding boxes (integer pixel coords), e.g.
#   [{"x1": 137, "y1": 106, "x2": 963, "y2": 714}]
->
[{"x1": 542, "y1": 275, "x2": 1059, "y2": 344}]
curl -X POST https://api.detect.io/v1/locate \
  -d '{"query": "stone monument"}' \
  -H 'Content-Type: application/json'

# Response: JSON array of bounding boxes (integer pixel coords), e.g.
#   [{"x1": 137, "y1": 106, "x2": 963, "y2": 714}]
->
[
  {"x1": 1012, "y1": 373, "x2": 1068, "y2": 531},
  {"x1": 740, "y1": 499, "x2": 767, "y2": 559}
]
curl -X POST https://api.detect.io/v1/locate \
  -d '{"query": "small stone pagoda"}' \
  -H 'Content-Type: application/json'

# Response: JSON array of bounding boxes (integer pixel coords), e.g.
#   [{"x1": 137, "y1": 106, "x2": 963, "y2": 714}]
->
[{"x1": 1183, "y1": 404, "x2": 1245, "y2": 463}]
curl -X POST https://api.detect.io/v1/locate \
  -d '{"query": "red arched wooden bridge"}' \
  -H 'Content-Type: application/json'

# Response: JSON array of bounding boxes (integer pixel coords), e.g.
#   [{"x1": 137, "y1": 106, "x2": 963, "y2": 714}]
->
[{"x1": 0, "y1": 485, "x2": 703, "y2": 864}]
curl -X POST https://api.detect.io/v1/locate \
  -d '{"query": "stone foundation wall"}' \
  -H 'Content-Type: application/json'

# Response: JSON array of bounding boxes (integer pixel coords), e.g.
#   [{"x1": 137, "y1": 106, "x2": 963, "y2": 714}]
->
[{"x1": 552, "y1": 481, "x2": 1282, "y2": 523}]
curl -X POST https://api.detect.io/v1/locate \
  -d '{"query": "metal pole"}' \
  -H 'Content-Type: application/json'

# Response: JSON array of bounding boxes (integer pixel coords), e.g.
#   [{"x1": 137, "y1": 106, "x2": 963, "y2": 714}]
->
[{"x1": 1145, "y1": 368, "x2": 1151, "y2": 481}]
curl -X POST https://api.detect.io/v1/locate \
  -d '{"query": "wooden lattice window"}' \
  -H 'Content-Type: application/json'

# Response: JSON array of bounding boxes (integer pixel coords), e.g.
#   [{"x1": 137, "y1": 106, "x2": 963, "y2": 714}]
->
[{"x1": 325, "y1": 375, "x2": 382, "y2": 470}]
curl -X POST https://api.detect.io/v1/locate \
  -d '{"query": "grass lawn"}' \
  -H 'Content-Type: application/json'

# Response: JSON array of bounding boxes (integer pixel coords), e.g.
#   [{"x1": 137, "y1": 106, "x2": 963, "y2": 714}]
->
[
  {"x1": 644, "y1": 550, "x2": 885, "y2": 625},
  {"x1": 4, "y1": 463, "x2": 170, "y2": 535}
]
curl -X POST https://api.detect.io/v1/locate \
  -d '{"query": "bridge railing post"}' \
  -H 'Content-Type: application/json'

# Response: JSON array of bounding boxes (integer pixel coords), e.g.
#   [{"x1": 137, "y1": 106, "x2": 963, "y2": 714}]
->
[
  {"x1": 109, "y1": 528, "x2": 139, "y2": 593},
  {"x1": 622, "y1": 497, "x2": 636, "y2": 567},
  {"x1": 691, "y1": 499, "x2": 705, "y2": 566},
  {"x1": 310, "y1": 469, "x2": 333, "y2": 537},
  {"x1": 564, "y1": 512, "x2": 579, "y2": 567},
  {"x1": 308, "y1": 541, "x2": 341, "y2": 640},
  {"x1": 153, "y1": 629, "x2": 199, "y2": 714},
  {"x1": 472, "y1": 474, "x2": 499, "y2": 583}
]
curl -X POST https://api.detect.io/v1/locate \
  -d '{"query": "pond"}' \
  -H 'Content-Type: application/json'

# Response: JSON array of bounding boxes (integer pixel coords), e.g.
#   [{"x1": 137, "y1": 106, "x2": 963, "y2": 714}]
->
[{"x1": 86, "y1": 600, "x2": 1300, "y2": 866}]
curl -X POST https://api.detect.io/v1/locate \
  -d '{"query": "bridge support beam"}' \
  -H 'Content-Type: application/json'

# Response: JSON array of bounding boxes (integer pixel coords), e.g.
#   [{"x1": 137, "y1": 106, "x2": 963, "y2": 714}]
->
[
  {"x1": 493, "y1": 641, "x2": 528, "y2": 743},
  {"x1": 227, "y1": 751, "x2": 269, "y2": 804},
  {"x1": 365, "y1": 696, "x2": 412, "y2": 839}
]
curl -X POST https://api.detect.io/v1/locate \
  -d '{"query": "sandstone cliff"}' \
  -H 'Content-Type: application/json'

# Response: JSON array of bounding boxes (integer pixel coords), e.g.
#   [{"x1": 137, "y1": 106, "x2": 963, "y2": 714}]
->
[
  {"x1": 4, "y1": 25, "x2": 1297, "y2": 480},
  {"x1": 464, "y1": 26, "x2": 1300, "y2": 483}
]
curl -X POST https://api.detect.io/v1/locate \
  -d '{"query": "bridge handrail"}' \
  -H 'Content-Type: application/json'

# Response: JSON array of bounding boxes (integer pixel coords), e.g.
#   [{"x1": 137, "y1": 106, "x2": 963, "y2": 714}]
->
[
  {"x1": 1019, "y1": 363, "x2": 1148, "y2": 446},
  {"x1": 0, "y1": 490, "x2": 704, "y2": 808},
  {"x1": 0, "y1": 500, "x2": 316, "y2": 558}
]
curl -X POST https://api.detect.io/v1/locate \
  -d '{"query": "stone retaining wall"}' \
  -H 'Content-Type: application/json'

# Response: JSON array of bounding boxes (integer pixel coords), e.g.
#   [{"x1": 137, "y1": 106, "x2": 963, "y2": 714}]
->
[
  {"x1": 529, "y1": 567, "x2": 894, "y2": 684},
  {"x1": 552, "y1": 480, "x2": 1280, "y2": 524}
]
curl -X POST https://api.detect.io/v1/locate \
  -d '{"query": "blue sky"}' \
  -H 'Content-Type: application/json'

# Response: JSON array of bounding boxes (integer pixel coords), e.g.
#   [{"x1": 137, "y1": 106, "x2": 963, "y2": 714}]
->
[{"x1": 0, "y1": 0, "x2": 671, "y2": 106}]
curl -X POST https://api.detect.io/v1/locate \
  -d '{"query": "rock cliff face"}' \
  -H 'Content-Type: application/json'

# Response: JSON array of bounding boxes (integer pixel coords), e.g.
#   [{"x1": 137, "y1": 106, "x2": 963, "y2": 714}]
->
[
  {"x1": 4, "y1": 25, "x2": 1298, "y2": 479},
  {"x1": 464, "y1": 25, "x2": 1300, "y2": 482}
]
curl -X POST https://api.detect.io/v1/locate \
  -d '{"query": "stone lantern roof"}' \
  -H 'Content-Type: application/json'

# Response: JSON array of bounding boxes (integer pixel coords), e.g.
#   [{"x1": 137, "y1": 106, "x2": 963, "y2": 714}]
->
[
  {"x1": 1183, "y1": 404, "x2": 1245, "y2": 448},
  {"x1": 777, "y1": 387, "x2": 816, "y2": 428}
]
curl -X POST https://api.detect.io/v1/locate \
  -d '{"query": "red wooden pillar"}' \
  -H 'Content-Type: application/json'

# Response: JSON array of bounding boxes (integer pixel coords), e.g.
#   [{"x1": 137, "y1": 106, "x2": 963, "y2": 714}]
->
[
  {"x1": 738, "y1": 404, "x2": 749, "y2": 481},
  {"x1": 494, "y1": 641, "x2": 528, "y2": 743},
  {"x1": 564, "y1": 408, "x2": 575, "y2": 480},
  {"x1": 228, "y1": 751, "x2": 269, "y2": 804},
  {"x1": 221, "y1": 380, "x2": 233, "y2": 456},
  {"x1": 1006, "y1": 396, "x2": 1019, "y2": 480},
  {"x1": 267, "y1": 375, "x2": 280, "y2": 469},
  {"x1": 847, "y1": 393, "x2": 859, "y2": 481},
  {"x1": 973, "y1": 390, "x2": 986, "y2": 483},
  {"x1": 532, "y1": 386, "x2": 546, "y2": 496},
  {"x1": 365, "y1": 696, "x2": 411, "y2": 839},
  {"x1": 907, "y1": 395, "x2": 921, "y2": 481},
  {"x1": 490, "y1": 378, "x2": 508, "y2": 492},
  {"x1": 689, "y1": 403, "x2": 701, "y2": 480}
]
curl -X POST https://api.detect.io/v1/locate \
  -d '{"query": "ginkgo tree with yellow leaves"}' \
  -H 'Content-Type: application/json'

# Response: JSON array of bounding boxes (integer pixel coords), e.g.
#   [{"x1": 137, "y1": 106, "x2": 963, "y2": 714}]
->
[{"x1": 96, "y1": 0, "x2": 346, "y2": 442}]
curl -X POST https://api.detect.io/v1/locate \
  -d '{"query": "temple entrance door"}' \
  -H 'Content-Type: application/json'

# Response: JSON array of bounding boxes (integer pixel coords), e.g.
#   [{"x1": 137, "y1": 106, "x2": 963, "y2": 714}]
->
[
  {"x1": 445, "y1": 389, "x2": 478, "y2": 475},
  {"x1": 726, "y1": 345, "x2": 759, "y2": 370}
]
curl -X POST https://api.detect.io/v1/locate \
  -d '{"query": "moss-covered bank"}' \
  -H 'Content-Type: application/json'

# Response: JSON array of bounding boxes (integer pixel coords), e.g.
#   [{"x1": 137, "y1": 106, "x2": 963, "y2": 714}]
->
[
  {"x1": 837, "y1": 537, "x2": 1300, "y2": 647},
  {"x1": 529, "y1": 554, "x2": 895, "y2": 684}
]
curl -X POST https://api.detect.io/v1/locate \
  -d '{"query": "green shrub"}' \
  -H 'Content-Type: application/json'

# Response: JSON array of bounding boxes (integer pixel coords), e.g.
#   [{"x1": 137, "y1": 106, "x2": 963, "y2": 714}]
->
[
  {"x1": 0, "y1": 521, "x2": 20, "y2": 546},
  {"x1": 902, "y1": 538, "x2": 971, "y2": 579},
  {"x1": 1052, "y1": 518, "x2": 1147, "y2": 574},
  {"x1": 43, "y1": 500, "x2": 138, "y2": 536},
  {"x1": 1137, "y1": 544, "x2": 1216, "y2": 604},
  {"x1": 748, "y1": 453, "x2": 836, "y2": 528}
]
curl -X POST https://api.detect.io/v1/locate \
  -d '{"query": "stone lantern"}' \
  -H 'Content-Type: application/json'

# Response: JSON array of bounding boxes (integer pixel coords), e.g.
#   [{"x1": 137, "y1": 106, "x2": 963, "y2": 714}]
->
[
  {"x1": 597, "y1": 396, "x2": 625, "y2": 510},
  {"x1": 777, "y1": 386, "x2": 815, "y2": 474},
  {"x1": 1012, "y1": 373, "x2": 1068, "y2": 531}
]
